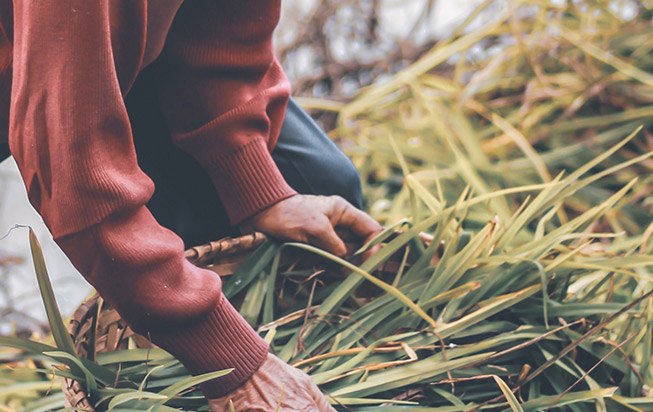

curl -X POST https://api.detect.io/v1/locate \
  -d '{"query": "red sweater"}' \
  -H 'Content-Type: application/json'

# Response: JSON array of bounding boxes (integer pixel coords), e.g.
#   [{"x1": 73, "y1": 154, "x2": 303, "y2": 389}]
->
[{"x1": 0, "y1": 0, "x2": 296, "y2": 398}]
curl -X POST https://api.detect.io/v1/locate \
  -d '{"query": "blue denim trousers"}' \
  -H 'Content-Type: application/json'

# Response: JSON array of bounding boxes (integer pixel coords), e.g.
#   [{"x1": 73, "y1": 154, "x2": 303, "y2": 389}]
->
[{"x1": 127, "y1": 70, "x2": 363, "y2": 248}]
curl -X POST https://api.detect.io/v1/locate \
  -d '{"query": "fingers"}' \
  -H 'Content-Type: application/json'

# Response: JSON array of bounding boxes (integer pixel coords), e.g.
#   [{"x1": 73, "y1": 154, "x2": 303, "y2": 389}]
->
[
  {"x1": 419, "y1": 231, "x2": 434, "y2": 246},
  {"x1": 361, "y1": 231, "x2": 383, "y2": 261},
  {"x1": 244, "y1": 194, "x2": 383, "y2": 258},
  {"x1": 328, "y1": 196, "x2": 383, "y2": 241},
  {"x1": 305, "y1": 216, "x2": 347, "y2": 257},
  {"x1": 304, "y1": 379, "x2": 337, "y2": 412}
]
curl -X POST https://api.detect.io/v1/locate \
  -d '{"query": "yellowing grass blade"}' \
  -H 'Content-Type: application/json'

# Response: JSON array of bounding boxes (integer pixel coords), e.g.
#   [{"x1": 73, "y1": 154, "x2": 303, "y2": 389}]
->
[{"x1": 493, "y1": 375, "x2": 524, "y2": 412}]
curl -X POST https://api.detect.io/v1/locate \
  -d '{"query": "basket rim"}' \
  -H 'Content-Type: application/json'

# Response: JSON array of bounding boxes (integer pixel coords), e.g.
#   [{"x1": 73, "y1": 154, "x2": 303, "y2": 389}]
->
[
  {"x1": 61, "y1": 231, "x2": 426, "y2": 408},
  {"x1": 62, "y1": 233, "x2": 267, "y2": 410}
]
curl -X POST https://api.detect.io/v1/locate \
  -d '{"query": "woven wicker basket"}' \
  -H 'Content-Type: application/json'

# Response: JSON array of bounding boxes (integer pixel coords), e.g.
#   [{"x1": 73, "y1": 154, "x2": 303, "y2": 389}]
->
[
  {"x1": 62, "y1": 233, "x2": 267, "y2": 411},
  {"x1": 61, "y1": 232, "x2": 410, "y2": 410}
]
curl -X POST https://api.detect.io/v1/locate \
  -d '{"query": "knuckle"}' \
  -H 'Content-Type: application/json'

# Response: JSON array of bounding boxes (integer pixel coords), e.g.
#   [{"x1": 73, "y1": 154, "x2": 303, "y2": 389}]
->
[
  {"x1": 330, "y1": 195, "x2": 346, "y2": 206},
  {"x1": 328, "y1": 196, "x2": 350, "y2": 218}
]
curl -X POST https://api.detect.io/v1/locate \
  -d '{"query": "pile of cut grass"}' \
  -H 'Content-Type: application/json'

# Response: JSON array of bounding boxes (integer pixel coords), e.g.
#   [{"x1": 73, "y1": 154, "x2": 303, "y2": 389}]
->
[{"x1": 1, "y1": 1, "x2": 652, "y2": 410}]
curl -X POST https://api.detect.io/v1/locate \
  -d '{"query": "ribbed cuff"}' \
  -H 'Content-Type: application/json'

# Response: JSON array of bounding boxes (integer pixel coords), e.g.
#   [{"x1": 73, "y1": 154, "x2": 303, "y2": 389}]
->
[
  {"x1": 207, "y1": 138, "x2": 297, "y2": 224},
  {"x1": 150, "y1": 295, "x2": 269, "y2": 399}
]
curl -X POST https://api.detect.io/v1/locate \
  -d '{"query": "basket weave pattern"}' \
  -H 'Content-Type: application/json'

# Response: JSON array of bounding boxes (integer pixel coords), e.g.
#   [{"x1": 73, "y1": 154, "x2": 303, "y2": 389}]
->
[
  {"x1": 62, "y1": 233, "x2": 266, "y2": 411},
  {"x1": 61, "y1": 232, "x2": 410, "y2": 410}
]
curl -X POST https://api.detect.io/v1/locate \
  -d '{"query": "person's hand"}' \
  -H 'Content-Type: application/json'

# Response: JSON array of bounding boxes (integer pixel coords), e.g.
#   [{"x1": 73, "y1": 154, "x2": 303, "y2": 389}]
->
[
  {"x1": 208, "y1": 353, "x2": 336, "y2": 411},
  {"x1": 240, "y1": 195, "x2": 382, "y2": 258}
]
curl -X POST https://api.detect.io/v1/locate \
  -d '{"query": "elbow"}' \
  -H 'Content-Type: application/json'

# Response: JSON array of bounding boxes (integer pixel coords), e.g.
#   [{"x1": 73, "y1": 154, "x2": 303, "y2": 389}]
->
[{"x1": 55, "y1": 206, "x2": 223, "y2": 332}]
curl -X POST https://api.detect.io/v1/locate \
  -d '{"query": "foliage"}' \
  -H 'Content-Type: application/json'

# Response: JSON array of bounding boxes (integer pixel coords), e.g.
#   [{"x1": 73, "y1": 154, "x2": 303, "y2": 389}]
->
[{"x1": 2, "y1": 0, "x2": 653, "y2": 411}]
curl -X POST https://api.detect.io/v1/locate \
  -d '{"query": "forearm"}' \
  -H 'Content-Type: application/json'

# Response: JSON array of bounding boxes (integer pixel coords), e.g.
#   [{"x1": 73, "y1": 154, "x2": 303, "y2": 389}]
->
[
  {"x1": 154, "y1": 0, "x2": 296, "y2": 224},
  {"x1": 8, "y1": 0, "x2": 267, "y2": 397},
  {"x1": 56, "y1": 207, "x2": 268, "y2": 397}
]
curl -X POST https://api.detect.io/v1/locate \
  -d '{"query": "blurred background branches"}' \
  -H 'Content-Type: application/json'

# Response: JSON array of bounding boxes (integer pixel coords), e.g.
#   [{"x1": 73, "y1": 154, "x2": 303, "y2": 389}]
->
[{"x1": 1, "y1": 0, "x2": 652, "y2": 410}]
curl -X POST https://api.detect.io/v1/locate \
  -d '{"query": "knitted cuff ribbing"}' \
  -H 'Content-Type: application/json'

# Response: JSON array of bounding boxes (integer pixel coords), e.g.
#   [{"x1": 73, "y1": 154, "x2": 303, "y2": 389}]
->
[
  {"x1": 150, "y1": 295, "x2": 269, "y2": 398},
  {"x1": 207, "y1": 138, "x2": 297, "y2": 224}
]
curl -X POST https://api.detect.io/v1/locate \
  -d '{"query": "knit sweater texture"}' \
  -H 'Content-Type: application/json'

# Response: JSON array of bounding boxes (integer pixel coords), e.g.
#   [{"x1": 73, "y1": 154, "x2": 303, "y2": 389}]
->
[{"x1": 0, "y1": 0, "x2": 296, "y2": 398}]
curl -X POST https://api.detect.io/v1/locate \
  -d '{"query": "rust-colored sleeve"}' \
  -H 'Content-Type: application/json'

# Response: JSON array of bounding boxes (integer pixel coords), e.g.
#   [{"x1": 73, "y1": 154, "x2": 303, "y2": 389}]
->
[
  {"x1": 154, "y1": 0, "x2": 297, "y2": 225},
  {"x1": 8, "y1": 0, "x2": 267, "y2": 397}
]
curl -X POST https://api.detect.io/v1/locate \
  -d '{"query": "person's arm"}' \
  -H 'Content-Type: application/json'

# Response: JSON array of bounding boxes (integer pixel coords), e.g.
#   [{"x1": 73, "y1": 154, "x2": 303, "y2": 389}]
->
[
  {"x1": 153, "y1": 0, "x2": 297, "y2": 226},
  {"x1": 152, "y1": 0, "x2": 382, "y2": 257},
  {"x1": 8, "y1": 0, "x2": 266, "y2": 398}
]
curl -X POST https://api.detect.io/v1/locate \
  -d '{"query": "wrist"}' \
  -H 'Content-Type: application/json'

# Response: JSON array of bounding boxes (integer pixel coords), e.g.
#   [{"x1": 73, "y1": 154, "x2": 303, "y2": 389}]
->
[
  {"x1": 150, "y1": 295, "x2": 269, "y2": 399},
  {"x1": 205, "y1": 139, "x2": 297, "y2": 225}
]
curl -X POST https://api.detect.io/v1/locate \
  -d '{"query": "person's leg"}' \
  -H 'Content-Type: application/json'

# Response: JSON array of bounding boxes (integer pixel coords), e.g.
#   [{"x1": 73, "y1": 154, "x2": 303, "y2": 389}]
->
[
  {"x1": 272, "y1": 99, "x2": 364, "y2": 209},
  {"x1": 128, "y1": 69, "x2": 363, "y2": 247}
]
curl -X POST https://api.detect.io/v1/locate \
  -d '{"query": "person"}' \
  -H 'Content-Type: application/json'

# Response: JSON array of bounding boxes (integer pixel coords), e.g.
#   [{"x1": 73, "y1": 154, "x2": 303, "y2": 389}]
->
[{"x1": 0, "y1": 1, "x2": 382, "y2": 410}]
